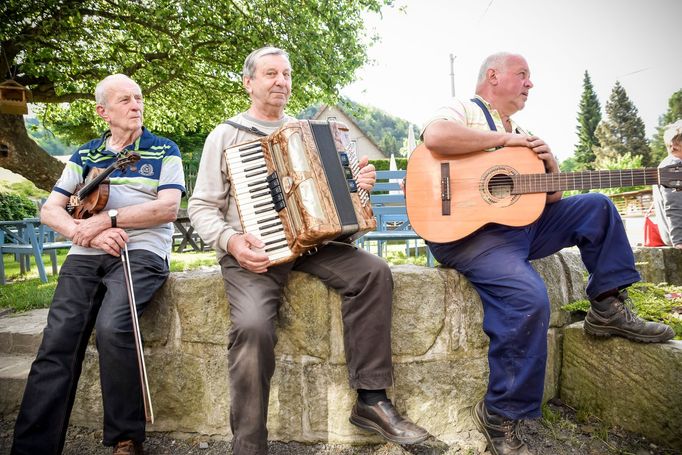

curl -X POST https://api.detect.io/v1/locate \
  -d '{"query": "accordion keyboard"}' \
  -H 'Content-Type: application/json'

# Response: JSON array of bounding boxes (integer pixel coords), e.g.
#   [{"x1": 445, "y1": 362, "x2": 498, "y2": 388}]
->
[{"x1": 226, "y1": 141, "x2": 293, "y2": 263}]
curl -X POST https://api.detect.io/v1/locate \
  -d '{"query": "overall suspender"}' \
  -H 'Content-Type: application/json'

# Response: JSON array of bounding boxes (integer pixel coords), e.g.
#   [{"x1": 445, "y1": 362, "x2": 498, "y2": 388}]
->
[{"x1": 470, "y1": 97, "x2": 498, "y2": 131}]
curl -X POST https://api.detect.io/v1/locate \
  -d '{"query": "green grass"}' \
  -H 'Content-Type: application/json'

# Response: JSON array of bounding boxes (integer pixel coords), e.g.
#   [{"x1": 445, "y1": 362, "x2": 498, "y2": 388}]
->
[{"x1": 0, "y1": 250, "x2": 219, "y2": 312}]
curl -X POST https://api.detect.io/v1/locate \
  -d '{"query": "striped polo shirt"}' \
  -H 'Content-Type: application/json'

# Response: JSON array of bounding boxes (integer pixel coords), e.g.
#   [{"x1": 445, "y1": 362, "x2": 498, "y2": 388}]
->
[{"x1": 53, "y1": 127, "x2": 186, "y2": 259}]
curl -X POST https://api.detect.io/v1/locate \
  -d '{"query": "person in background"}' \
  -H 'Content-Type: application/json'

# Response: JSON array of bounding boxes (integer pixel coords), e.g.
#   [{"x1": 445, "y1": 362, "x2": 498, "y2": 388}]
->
[
  {"x1": 188, "y1": 46, "x2": 428, "y2": 455},
  {"x1": 653, "y1": 119, "x2": 682, "y2": 249},
  {"x1": 12, "y1": 74, "x2": 185, "y2": 455},
  {"x1": 421, "y1": 52, "x2": 674, "y2": 455}
]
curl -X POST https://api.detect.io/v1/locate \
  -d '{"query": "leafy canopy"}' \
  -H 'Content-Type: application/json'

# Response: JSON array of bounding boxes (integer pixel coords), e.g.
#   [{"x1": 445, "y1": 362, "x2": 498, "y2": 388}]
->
[{"x1": 1, "y1": 0, "x2": 390, "y2": 143}]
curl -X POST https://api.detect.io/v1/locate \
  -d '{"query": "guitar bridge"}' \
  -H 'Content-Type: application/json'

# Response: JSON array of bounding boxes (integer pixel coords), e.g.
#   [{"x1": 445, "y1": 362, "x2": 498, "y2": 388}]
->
[{"x1": 440, "y1": 163, "x2": 451, "y2": 215}]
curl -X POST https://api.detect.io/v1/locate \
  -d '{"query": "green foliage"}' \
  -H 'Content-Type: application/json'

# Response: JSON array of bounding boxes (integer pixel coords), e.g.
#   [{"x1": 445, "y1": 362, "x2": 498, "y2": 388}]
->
[
  {"x1": 573, "y1": 71, "x2": 601, "y2": 170},
  {"x1": 370, "y1": 158, "x2": 408, "y2": 171},
  {"x1": 339, "y1": 98, "x2": 418, "y2": 157},
  {"x1": 24, "y1": 117, "x2": 75, "y2": 156},
  {"x1": 593, "y1": 82, "x2": 653, "y2": 167},
  {"x1": 167, "y1": 130, "x2": 208, "y2": 198},
  {"x1": 0, "y1": 192, "x2": 38, "y2": 221},
  {"x1": 0, "y1": 181, "x2": 49, "y2": 200},
  {"x1": 562, "y1": 282, "x2": 682, "y2": 339},
  {"x1": 1, "y1": 0, "x2": 391, "y2": 144},
  {"x1": 650, "y1": 89, "x2": 682, "y2": 164}
]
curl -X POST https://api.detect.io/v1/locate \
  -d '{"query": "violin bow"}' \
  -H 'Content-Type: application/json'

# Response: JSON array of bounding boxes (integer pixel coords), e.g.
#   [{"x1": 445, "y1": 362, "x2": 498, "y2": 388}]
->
[{"x1": 121, "y1": 244, "x2": 154, "y2": 423}]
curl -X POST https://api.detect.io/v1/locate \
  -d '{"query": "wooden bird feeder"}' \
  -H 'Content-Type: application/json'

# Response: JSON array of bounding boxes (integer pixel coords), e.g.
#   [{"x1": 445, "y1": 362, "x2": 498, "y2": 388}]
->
[{"x1": 0, "y1": 80, "x2": 30, "y2": 115}]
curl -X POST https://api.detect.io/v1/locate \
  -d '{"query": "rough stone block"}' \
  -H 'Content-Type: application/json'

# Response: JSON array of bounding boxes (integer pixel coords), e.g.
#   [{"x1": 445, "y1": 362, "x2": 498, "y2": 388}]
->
[{"x1": 560, "y1": 322, "x2": 682, "y2": 450}]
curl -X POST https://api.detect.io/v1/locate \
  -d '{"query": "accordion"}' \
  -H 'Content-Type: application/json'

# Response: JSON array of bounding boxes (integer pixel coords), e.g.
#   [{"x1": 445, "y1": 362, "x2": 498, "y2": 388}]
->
[{"x1": 224, "y1": 120, "x2": 376, "y2": 265}]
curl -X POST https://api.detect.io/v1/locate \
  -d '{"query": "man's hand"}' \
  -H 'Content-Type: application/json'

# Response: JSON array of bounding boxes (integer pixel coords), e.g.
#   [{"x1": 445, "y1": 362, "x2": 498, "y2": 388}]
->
[
  {"x1": 227, "y1": 232, "x2": 270, "y2": 273},
  {"x1": 357, "y1": 155, "x2": 376, "y2": 191},
  {"x1": 89, "y1": 228, "x2": 128, "y2": 256},
  {"x1": 674, "y1": 244, "x2": 682, "y2": 250},
  {"x1": 71, "y1": 213, "x2": 110, "y2": 247},
  {"x1": 526, "y1": 135, "x2": 559, "y2": 173}
]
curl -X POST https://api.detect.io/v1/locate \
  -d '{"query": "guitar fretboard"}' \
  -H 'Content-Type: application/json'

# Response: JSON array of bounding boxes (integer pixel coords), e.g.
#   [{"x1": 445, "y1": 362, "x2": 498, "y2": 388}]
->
[{"x1": 512, "y1": 168, "x2": 660, "y2": 194}]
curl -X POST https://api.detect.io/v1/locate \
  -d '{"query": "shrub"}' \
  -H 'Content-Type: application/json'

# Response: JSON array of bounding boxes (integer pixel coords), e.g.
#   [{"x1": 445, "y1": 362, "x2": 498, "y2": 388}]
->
[{"x1": 0, "y1": 192, "x2": 38, "y2": 221}]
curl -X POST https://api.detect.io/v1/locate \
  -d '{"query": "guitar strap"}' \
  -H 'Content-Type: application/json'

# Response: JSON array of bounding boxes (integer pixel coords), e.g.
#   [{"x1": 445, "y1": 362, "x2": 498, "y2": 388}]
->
[
  {"x1": 223, "y1": 119, "x2": 268, "y2": 137},
  {"x1": 470, "y1": 98, "x2": 497, "y2": 131}
]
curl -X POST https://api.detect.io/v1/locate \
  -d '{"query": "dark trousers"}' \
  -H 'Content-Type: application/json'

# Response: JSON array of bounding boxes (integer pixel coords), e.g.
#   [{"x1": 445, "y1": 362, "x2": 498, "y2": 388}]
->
[
  {"x1": 219, "y1": 243, "x2": 394, "y2": 455},
  {"x1": 11, "y1": 250, "x2": 169, "y2": 455},
  {"x1": 429, "y1": 193, "x2": 640, "y2": 420}
]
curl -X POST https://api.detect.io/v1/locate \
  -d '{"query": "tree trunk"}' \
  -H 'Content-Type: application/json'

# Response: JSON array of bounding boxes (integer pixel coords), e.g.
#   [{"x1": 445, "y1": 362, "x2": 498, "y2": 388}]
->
[{"x1": 0, "y1": 113, "x2": 64, "y2": 192}]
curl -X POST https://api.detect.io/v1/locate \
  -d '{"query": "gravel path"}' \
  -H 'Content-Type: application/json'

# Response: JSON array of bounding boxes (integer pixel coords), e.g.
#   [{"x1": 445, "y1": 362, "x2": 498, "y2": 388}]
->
[{"x1": 0, "y1": 399, "x2": 676, "y2": 454}]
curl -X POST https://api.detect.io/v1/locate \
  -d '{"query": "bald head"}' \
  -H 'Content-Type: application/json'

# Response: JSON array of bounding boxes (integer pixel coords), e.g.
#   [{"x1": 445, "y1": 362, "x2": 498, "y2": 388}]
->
[
  {"x1": 95, "y1": 74, "x2": 141, "y2": 107},
  {"x1": 476, "y1": 52, "x2": 524, "y2": 86}
]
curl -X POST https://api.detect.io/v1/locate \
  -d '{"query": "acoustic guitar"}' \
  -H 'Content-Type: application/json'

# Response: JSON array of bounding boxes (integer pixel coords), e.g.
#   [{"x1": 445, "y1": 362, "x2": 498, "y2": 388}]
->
[{"x1": 405, "y1": 144, "x2": 682, "y2": 243}]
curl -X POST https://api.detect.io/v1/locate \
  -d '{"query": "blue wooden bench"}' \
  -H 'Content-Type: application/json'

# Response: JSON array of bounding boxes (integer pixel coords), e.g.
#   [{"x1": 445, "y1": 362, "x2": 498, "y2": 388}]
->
[
  {"x1": 0, "y1": 218, "x2": 72, "y2": 284},
  {"x1": 357, "y1": 170, "x2": 434, "y2": 266}
]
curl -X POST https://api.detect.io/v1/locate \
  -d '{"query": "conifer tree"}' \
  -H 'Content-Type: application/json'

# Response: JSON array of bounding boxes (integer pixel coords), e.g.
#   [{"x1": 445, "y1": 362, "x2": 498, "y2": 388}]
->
[
  {"x1": 594, "y1": 81, "x2": 653, "y2": 167},
  {"x1": 650, "y1": 89, "x2": 682, "y2": 163},
  {"x1": 574, "y1": 71, "x2": 601, "y2": 170}
]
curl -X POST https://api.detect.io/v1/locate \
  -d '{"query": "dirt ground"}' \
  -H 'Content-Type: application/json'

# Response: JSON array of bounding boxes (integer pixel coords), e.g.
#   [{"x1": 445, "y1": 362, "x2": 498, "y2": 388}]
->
[{"x1": 0, "y1": 399, "x2": 677, "y2": 455}]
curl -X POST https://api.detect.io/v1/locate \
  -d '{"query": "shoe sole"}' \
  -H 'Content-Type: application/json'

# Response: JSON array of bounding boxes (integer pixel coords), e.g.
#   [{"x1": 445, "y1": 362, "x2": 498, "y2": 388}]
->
[
  {"x1": 471, "y1": 401, "x2": 500, "y2": 455},
  {"x1": 349, "y1": 414, "x2": 429, "y2": 445},
  {"x1": 583, "y1": 320, "x2": 675, "y2": 343}
]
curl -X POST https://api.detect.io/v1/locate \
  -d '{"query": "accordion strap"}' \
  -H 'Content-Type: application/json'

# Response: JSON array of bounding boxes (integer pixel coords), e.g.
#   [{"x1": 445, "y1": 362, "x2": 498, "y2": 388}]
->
[{"x1": 223, "y1": 119, "x2": 268, "y2": 137}]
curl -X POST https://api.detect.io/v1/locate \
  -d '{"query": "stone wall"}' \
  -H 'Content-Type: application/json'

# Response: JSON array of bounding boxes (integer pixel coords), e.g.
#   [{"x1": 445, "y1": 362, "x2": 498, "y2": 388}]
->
[
  {"x1": 65, "y1": 251, "x2": 586, "y2": 450},
  {"x1": 5, "y1": 247, "x2": 680, "y2": 450}
]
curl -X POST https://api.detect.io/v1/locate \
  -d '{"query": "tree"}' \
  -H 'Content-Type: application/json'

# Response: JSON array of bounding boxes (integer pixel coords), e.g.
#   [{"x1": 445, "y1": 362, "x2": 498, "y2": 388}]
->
[
  {"x1": 573, "y1": 71, "x2": 601, "y2": 170},
  {"x1": 0, "y1": 0, "x2": 389, "y2": 191},
  {"x1": 593, "y1": 81, "x2": 653, "y2": 167},
  {"x1": 650, "y1": 89, "x2": 682, "y2": 164}
]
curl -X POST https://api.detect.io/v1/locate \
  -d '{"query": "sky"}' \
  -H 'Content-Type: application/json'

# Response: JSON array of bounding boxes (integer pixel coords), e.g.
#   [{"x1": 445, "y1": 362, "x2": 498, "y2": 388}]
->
[{"x1": 341, "y1": 0, "x2": 682, "y2": 161}]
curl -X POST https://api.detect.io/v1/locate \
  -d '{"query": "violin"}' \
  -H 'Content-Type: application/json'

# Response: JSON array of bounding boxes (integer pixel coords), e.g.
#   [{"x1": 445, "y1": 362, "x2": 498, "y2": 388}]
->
[{"x1": 66, "y1": 151, "x2": 141, "y2": 219}]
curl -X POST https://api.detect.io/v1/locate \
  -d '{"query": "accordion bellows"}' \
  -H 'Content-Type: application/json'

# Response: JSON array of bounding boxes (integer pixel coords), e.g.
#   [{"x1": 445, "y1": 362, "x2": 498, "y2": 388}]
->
[{"x1": 224, "y1": 120, "x2": 376, "y2": 265}]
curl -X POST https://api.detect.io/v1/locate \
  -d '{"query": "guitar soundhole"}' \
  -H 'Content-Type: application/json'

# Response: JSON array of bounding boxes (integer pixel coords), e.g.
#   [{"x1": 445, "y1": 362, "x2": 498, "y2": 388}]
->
[
  {"x1": 481, "y1": 166, "x2": 520, "y2": 206},
  {"x1": 489, "y1": 174, "x2": 513, "y2": 198}
]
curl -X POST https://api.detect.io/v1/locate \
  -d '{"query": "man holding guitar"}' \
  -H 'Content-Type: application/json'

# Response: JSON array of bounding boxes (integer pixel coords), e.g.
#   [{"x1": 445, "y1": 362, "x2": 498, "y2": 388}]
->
[
  {"x1": 12, "y1": 74, "x2": 185, "y2": 455},
  {"x1": 418, "y1": 52, "x2": 674, "y2": 455}
]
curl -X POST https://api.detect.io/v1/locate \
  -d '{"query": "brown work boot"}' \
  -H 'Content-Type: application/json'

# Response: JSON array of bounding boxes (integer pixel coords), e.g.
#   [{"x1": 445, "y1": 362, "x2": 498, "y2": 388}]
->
[
  {"x1": 112, "y1": 440, "x2": 143, "y2": 455},
  {"x1": 350, "y1": 399, "x2": 430, "y2": 444},
  {"x1": 584, "y1": 290, "x2": 674, "y2": 343},
  {"x1": 471, "y1": 400, "x2": 532, "y2": 455}
]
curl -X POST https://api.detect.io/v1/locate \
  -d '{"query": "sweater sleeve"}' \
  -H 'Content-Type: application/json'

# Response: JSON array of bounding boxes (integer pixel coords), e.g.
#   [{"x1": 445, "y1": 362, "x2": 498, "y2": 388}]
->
[{"x1": 188, "y1": 125, "x2": 240, "y2": 255}]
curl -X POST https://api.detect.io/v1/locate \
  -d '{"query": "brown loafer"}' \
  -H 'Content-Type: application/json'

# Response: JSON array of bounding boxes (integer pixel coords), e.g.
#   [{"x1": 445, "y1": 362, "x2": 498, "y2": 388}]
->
[
  {"x1": 113, "y1": 439, "x2": 144, "y2": 455},
  {"x1": 349, "y1": 399, "x2": 429, "y2": 444}
]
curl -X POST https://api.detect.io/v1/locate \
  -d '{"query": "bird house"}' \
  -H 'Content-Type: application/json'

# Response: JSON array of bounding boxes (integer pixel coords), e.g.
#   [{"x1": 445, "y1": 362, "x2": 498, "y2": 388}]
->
[{"x1": 0, "y1": 80, "x2": 30, "y2": 115}]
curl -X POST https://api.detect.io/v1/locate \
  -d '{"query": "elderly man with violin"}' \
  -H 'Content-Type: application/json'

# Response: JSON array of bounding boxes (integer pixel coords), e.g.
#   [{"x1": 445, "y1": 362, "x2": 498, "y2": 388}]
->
[{"x1": 11, "y1": 74, "x2": 185, "y2": 455}]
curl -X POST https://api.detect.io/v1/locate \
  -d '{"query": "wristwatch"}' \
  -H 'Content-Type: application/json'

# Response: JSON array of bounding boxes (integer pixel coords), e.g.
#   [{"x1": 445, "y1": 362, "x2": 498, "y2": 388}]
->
[{"x1": 108, "y1": 209, "x2": 118, "y2": 228}]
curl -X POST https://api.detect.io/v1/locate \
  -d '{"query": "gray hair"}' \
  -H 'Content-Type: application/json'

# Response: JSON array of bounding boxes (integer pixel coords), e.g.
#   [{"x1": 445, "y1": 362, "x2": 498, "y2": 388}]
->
[
  {"x1": 663, "y1": 119, "x2": 682, "y2": 149},
  {"x1": 242, "y1": 46, "x2": 290, "y2": 78},
  {"x1": 95, "y1": 74, "x2": 141, "y2": 106},
  {"x1": 476, "y1": 52, "x2": 515, "y2": 84}
]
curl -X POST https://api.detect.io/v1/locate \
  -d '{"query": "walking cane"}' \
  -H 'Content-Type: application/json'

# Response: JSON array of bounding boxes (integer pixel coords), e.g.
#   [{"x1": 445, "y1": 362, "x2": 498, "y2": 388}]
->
[{"x1": 121, "y1": 244, "x2": 154, "y2": 423}]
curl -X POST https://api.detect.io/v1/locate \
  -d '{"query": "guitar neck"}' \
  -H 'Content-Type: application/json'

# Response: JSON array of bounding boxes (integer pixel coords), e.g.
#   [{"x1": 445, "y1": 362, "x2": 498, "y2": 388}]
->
[{"x1": 513, "y1": 168, "x2": 661, "y2": 194}]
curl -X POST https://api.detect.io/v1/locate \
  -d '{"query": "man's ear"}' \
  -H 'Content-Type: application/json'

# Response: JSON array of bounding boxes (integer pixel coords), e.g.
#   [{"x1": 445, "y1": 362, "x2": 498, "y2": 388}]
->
[
  {"x1": 243, "y1": 76, "x2": 252, "y2": 94},
  {"x1": 487, "y1": 68, "x2": 498, "y2": 86},
  {"x1": 96, "y1": 104, "x2": 108, "y2": 122}
]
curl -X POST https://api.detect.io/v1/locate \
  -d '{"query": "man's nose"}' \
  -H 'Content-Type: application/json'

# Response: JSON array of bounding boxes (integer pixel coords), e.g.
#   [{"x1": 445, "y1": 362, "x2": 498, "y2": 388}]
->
[{"x1": 526, "y1": 79, "x2": 534, "y2": 88}]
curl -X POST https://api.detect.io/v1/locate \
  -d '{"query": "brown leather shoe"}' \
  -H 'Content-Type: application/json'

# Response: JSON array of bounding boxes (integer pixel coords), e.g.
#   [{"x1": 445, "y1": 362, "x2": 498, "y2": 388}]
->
[
  {"x1": 471, "y1": 400, "x2": 532, "y2": 455},
  {"x1": 112, "y1": 440, "x2": 144, "y2": 455},
  {"x1": 349, "y1": 399, "x2": 429, "y2": 444}
]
